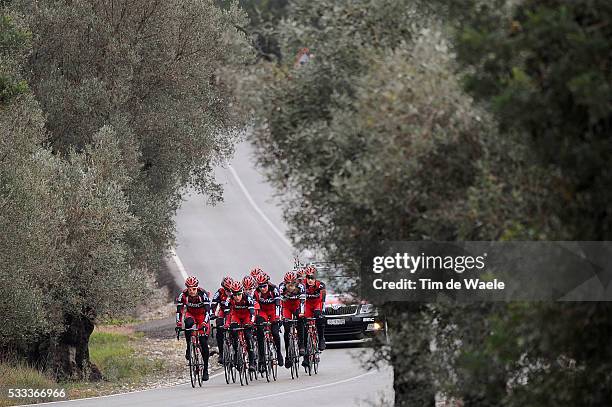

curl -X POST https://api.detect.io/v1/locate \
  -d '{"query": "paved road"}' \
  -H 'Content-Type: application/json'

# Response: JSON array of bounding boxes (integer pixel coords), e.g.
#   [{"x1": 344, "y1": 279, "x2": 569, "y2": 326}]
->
[
  {"x1": 36, "y1": 141, "x2": 393, "y2": 406},
  {"x1": 173, "y1": 141, "x2": 293, "y2": 285}
]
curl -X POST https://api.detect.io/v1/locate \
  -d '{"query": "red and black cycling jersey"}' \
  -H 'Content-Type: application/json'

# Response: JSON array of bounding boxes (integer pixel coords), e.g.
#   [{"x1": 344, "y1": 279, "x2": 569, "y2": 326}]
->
[
  {"x1": 304, "y1": 280, "x2": 326, "y2": 302},
  {"x1": 222, "y1": 294, "x2": 256, "y2": 315},
  {"x1": 211, "y1": 287, "x2": 230, "y2": 314},
  {"x1": 254, "y1": 283, "x2": 281, "y2": 306},
  {"x1": 175, "y1": 288, "x2": 211, "y2": 322},
  {"x1": 278, "y1": 282, "x2": 306, "y2": 301}
]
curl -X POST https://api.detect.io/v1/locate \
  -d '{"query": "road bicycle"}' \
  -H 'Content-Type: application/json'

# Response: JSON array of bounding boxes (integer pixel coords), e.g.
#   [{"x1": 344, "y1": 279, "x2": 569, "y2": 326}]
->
[
  {"x1": 303, "y1": 317, "x2": 320, "y2": 375},
  {"x1": 222, "y1": 329, "x2": 236, "y2": 384},
  {"x1": 284, "y1": 318, "x2": 300, "y2": 380},
  {"x1": 257, "y1": 321, "x2": 278, "y2": 382},
  {"x1": 248, "y1": 327, "x2": 259, "y2": 382},
  {"x1": 231, "y1": 325, "x2": 251, "y2": 386},
  {"x1": 176, "y1": 327, "x2": 206, "y2": 388}
]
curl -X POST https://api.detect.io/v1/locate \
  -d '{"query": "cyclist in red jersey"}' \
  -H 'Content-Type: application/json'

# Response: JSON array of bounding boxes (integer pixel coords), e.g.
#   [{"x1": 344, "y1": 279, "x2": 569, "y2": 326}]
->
[
  {"x1": 223, "y1": 280, "x2": 257, "y2": 372},
  {"x1": 304, "y1": 265, "x2": 327, "y2": 351},
  {"x1": 211, "y1": 276, "x2": 233, "y2": 365},
  {"x1": 254, "y1": 271, "x2": 284, "y2": 371},
  {"x1": 243, "y1": 275, "x2": 257, "y2": 300},
  {"x1": 279, "y1": 271, "x2": 306, "y2": 368},
  {"x1": 175, "y1": 276, "x2": 211, "y2": 381}
]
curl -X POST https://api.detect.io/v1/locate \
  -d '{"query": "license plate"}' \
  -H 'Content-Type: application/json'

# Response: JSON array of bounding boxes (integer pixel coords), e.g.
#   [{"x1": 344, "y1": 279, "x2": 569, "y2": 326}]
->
[{"x1": 327, "y1": 318, "x2": 345, "y2": 325}]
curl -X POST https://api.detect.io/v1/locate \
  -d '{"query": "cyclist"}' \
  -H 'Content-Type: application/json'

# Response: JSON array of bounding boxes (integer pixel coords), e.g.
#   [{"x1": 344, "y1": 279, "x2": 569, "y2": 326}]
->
[
  {"x1": 254, "y1": 271, "x2": 284, "y2": 371},
  {"x1": 175, "y1": 276, "x2": 211, "y2": 381},
  {"x1": 304, "y1": 265, "x2": 327, "y2": 351},
  {"x1": 243, "y1": 275, "x2": 257, "y2": 298},
  {"x1": 211, "y1": 276, "x2": 234, "y2": 365},
  {"x1": 223, "y1": 280, "x2": 257, "y2": 372},
  {"x1": 243, "y1": 275, "x2": 260, "y2": 324},
  {"x1": 279, "y1": 271, "x2": 306, "y2": 368},
  {"x1": 297, "y1": 266, "x2": 307, "y2": 282}
]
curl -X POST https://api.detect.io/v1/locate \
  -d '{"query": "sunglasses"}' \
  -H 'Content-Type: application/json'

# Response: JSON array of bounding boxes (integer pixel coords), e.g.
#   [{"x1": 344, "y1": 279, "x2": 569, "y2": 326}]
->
[
  {"x1": 258, "y1": 284, "x2": 268, "y2": 289},
  {"x1": 306, "y1": 275, "x2": 315, "y2": 280}
]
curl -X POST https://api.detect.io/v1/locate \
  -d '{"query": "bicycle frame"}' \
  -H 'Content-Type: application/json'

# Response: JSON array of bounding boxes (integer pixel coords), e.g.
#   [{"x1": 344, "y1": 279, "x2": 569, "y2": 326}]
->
[
  {"x1": 304, "y1": 317, "x2": 320, "y2": 375},
  {"x1": 257, "y1": 321, "x2": 278, "y2": 382},
  {"x1": 231, "y1": 325, "x2": 251, "y2": 386},
  {"x1": 177, "y1": 326, "x2": 205, "y2": 387},
  {"x1": 285, "y1": 318, "x2": 300, "y2": 379}
]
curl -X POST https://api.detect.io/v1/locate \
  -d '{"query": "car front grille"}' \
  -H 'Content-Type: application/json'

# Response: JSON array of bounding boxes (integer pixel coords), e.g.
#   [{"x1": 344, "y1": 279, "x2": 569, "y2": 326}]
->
[
  {"x1": 325, "y1": 325, "x2": 364, "y2": 337},
  {"x1": 324, "y1": 305, "x2": 358, "y2": 316}
]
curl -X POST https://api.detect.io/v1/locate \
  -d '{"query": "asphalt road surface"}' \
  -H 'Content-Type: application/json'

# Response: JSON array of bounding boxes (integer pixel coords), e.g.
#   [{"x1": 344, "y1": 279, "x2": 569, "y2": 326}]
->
[{"x1": 36, "y1": 141, "x2": 393, "y2": 406}]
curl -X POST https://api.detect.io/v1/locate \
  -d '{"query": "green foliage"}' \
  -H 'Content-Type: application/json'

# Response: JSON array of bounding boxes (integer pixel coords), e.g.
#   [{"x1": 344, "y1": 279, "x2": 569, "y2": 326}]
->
[
  {"x1": 448, "y1": 0, "x2": 612, "y2": 240},
  {"x1": 243, "y1": 2, "x2": 510, "y2": 404},
  {"x1": 245, "y1": 0, "x2": 612, "y2": 405},
  {"x1": 0, "y1": 13, "x2": 30, "y2": 103},
  {"x1": 15, "y1": 0, "x2": 250, "y2": 267},
  {"x1": 0, "y1": 0, "x2": 250, "y2": 379}
]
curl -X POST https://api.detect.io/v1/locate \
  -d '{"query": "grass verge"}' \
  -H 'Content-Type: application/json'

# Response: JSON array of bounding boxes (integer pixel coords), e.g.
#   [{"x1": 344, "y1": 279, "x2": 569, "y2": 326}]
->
[
  {"x1": 0, "y1": 330, "x2": 166, "y2": 406},
  {"x1": 0, "y1": 363, "x2": 57, "y2": 406},
  {"x1": 89, "y1": 331, "x2": 165, "y2": 382}
]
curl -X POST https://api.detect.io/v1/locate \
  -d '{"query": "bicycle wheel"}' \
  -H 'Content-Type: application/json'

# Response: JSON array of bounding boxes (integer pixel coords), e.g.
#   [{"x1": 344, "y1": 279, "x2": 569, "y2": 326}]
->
[
  {"x1": 223, "y1": 340, "x2": 232, "y2": 384},
  {"x1": 250, "y1": 338, "x2": 258, "y2": 381},
  {"x1": 288, "y1": 336, "x2": 296, "y2": 380},
  {"x1": 314, "y1": 350, "x2": 319, "y2": 374},
  {"x1": 189, "y1": 341, "x2": 197, "y2": 388},
  {"x1": 262, "y1": 340, "x2": 270, "y2": 382},
  {"x1": 310, "y1": 333, "x2": 319, "y2": 375},
  {"x1": 242, "y1": 347, "x2": 250, "y2": 386},
  {"x1": 305, "y1": 334, "x2": 313, "y2": 376},
  {"x1": 266, "y1": 338, "x2": 277, "y2": 381},
  {"x1": 231, "y1": 346, "x2": 237, "y2": 383},
  {"x1": 237, "y1": 345, "x2": 245, "y2": 386},
  {"x1": 291, "y1": 335, "x2": 300, "y2": 379},
  {"x1": 195, "y1": 346, "x2": 203, "y2": 387}
]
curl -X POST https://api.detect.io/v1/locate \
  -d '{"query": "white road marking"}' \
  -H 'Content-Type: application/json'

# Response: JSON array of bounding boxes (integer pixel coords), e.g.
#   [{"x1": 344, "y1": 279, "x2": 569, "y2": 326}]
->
[
  {"x1": 171, "y1": 247, "x2": 189, "y2": 280},
  {"x1": 205, "y1": 370, "x2": 377, "y2": 407},
  {"x1": 228, "y1": 165, "x2": 293, "y2": 250},
  {"x1": 21, "y1": 372, "x2": 225, "y2": 406}
]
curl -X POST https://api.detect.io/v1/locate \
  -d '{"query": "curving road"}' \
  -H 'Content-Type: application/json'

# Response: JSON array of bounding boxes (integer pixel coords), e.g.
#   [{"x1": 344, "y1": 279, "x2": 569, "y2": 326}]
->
[{"x1": 35, "y1": 141, "x2": 393, "y2": 406}]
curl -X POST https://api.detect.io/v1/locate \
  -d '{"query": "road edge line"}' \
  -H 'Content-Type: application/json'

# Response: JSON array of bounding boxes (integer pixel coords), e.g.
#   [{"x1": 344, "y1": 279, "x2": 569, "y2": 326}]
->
[
  {"x1": 205, "y1": 370, "x2": 377, "y2": 407},
  {"x1": 19, "y1": 371, "x2": 225, "y2": 406},
  {"x1": 228, "y1": 165, "x2": 293, "y2": 249},
  {"x1": 170, "y1": 248, "x2": 189, "y2": 280}
]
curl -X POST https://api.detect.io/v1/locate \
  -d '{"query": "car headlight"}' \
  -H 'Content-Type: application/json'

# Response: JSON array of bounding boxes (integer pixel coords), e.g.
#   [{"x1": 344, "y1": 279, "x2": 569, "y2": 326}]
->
[{"x1": 359, "y1": 303, "x2": 375, "y2": 314}]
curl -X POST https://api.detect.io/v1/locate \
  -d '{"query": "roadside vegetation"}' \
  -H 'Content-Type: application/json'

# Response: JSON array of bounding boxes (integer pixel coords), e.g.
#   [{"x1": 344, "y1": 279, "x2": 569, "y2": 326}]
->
[
  {"x1": 88, "y1": 332, "x2": 164, "y2": 382},
  {"x1": 242, "y1": 0, "x2": 612, "y2": 405},
  {"x1": 0, "y1": 0, "x2": 249, "y2": 381},
  {"x1": 0, "y1": 326, "x2": 178, "y2": 406},
  {"x1": 2, "y1": 0, "x2": 611, "y2": 405}
]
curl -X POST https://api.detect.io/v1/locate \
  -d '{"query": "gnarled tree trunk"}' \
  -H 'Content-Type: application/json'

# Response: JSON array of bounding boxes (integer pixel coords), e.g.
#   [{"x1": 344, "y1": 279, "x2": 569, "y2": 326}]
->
[{"x1": 29, "y1": 312, "x2": 101, "y2": 381}]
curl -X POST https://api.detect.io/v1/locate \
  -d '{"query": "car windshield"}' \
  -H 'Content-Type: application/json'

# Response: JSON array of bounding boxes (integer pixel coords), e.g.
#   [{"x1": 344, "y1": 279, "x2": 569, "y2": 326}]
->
[{"x1": 313, "y1": 261, "x2": 359, "y2": 295}]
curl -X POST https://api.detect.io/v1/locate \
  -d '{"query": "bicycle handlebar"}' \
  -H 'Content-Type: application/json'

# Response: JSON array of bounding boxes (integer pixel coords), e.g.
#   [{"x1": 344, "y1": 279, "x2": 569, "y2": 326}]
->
[
  {"x1": 229, "y1": 324, "x2": 253, "y2": 331},
  {"x1": 175, "y1": 326, "x2": 204, "y2": 339}
]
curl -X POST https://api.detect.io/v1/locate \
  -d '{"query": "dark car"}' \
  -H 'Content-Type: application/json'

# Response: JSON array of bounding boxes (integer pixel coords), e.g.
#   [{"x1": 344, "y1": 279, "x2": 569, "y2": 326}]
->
[{"x1": 311, "y1": 261, "x2": 387, "y2": 344}]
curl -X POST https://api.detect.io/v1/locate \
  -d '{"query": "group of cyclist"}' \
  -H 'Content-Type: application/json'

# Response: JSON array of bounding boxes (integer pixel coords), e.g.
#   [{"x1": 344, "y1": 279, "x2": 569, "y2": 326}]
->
[{"x1": 175, "y1": 262, "x2": 327, "y2": 381}]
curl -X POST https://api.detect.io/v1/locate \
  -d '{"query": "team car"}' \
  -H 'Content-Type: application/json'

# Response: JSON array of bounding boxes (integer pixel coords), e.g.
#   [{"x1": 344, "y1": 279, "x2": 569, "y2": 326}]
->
[{"x1": 310, "y1": 261, "x2": 387, "y2": 344}]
